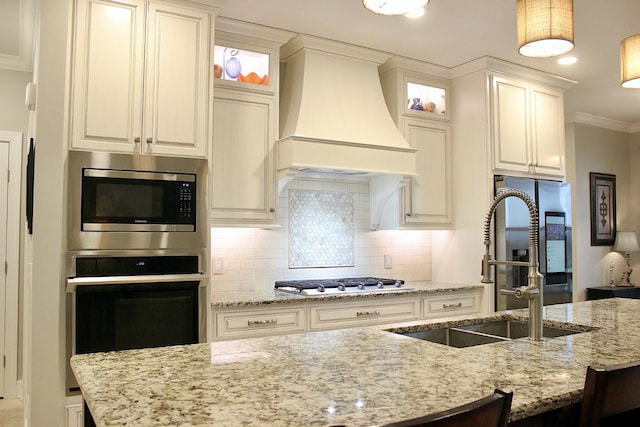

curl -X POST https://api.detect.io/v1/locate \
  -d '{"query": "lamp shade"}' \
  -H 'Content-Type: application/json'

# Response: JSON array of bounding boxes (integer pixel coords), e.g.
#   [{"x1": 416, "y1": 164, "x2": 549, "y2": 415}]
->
[
  {"x1": 614, "y1": 231, "x2": 640, "y2": 253},
  {"x1": 621, "y1": 34, "x2": 640, "y2": 88},
  {"x1": 516, "y1": 0, "x2": 574, "y2": 57},
  {"x1": 362, "y1": 0, "x2": 429, "y2": 16}
]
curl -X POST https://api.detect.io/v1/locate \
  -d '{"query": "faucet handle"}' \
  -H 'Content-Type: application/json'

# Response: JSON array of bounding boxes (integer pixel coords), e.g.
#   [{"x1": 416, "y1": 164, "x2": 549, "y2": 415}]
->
[
  {"x1": 500, "y1": 287, "x2": 525, "y2": 299},
  {"x1": 501, "y1": 286, "x2": 539, "y2": 299},
  {"x1": 481, "y1": 255, "x2": 493, "y2": 283}
]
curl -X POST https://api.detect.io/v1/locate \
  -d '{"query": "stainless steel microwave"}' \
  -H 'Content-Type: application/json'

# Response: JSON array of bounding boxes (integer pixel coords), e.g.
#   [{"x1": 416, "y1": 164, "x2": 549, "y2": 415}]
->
[{"x1": 67, "y1": 151, "x2": 208, "y2": 251}]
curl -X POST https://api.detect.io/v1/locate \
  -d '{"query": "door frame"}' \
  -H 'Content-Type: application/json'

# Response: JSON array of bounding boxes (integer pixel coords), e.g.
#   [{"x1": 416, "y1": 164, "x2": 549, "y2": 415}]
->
[{"x1": 0, "y1": 130, "x2": 23, "y2": 398}]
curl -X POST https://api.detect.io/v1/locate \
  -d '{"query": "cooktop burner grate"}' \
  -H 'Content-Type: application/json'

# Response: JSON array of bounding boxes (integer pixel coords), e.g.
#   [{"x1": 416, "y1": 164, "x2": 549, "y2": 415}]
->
[{"x1": 274, "y1": 277, "x2": 411, "y2": 295}]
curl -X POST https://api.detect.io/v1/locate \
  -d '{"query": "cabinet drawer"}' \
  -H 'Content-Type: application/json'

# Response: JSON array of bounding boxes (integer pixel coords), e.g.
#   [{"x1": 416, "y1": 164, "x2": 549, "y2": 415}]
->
[
  {"x1": 310, "y1": 298, "x2": 420, "y2": 331},
  {"x1": 422, "y1": 292, "x2": 480, "y2": 319},
  {"x1": 214, "y1": 306, "x2": 306, "y2": 340}
]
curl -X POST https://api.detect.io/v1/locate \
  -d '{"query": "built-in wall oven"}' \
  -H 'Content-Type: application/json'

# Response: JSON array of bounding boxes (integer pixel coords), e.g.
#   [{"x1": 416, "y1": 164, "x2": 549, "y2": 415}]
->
[{"x1": 66, "y1": 151, "x2": 209, "y2": 393}]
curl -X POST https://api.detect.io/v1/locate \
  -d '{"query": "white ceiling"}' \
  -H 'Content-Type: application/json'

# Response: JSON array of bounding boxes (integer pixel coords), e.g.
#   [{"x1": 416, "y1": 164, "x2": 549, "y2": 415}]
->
[{"x1": 219, "y1": 0, "x2": 640, "y2": 128}]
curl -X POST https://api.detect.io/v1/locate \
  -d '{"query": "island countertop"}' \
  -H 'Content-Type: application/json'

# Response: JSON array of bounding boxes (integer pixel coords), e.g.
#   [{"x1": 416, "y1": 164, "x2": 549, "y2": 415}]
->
[{"x1": 71, "y1": 298, "x2": 640, "y2": 426}]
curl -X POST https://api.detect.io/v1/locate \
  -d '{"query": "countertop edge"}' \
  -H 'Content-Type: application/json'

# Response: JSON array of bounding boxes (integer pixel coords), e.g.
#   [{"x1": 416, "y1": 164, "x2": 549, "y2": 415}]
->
[{"x1": 210, "y1": 281, "x2": 485, "y2": 308}]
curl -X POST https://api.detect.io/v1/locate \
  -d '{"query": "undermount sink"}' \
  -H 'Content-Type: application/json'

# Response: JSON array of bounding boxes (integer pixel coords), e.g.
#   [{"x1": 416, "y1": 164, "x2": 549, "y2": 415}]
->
[{"x1": 388, "y1": 319, "x2": 590, "y2": 348}]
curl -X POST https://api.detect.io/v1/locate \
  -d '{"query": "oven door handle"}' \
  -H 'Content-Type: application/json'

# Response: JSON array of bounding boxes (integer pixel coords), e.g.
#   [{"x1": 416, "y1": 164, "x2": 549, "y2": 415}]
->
[{"x1": 66, "y1": 273, "x2": 207, "y2": 292}]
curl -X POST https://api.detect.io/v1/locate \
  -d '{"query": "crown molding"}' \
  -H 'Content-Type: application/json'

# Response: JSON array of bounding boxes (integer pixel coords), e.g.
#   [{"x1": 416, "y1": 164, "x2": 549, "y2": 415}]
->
[{"x1": 566, "y1": 112, "x2": 640, "y2": 133}]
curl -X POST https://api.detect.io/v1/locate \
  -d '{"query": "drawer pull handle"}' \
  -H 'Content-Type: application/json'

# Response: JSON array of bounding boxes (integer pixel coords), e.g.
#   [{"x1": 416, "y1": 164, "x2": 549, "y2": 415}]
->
[
  {"x1": 247, "y1": 318, "x2": 278, "y2": 326},
  {"x1": 443, "y1": 302, "x2": 463, "y2": 309},
  {"x1": 356, "y1": 310, "x2": 381, "y2": 317}
]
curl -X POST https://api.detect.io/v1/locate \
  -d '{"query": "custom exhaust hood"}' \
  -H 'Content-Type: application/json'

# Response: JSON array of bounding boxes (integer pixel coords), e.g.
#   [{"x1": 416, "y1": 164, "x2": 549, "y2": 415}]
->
[{"x1": 277, "y1": 34, "x2": 417, "y2": 191}]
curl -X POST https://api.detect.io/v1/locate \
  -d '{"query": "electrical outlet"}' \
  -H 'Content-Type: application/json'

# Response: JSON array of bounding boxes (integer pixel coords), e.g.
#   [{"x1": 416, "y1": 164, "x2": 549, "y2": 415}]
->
[
  {"x1": 384, "y1": 254, "x2": 392, "y2": 269},
  {"x1": 212, "y1": 258, "x2": 224, "y2": 275}
]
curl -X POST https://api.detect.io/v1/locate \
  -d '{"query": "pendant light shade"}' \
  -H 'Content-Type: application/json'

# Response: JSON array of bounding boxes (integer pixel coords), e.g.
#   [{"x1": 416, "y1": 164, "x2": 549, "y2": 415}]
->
[
  {"x1": 621, "y1": 34, "x2": 640, "y2": 88},
  {"x1": 362, "y1": 0, "x2": 430, "y2": 16},
  {"x1": 516, "y1": 0, "x2": 574, "y2": 57}
]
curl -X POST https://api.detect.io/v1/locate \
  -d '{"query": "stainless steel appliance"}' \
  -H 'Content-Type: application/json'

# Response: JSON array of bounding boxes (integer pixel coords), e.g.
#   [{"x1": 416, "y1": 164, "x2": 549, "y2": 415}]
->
[
  {"x1": 65, "y1": 252, "x2": 208, "y2": 392},
  {"x1": 67, "y1": 150, "x2": 208, "y2": 251},
  {"x1": 275, "y1": 277, "x2": 411, "y2": 296},
  {"x1": 66, "y1": 151, "x2": 209, "y2": 393},
  {"x1": 494, "y1": 176, "x2": 572, "y2": 311}
]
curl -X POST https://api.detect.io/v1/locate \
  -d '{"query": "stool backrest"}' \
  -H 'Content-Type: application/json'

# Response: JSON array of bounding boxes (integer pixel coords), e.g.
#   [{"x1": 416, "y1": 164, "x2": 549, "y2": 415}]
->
[
  {"x1": 579, "y1": 361, "x2": 640, "y2": 427},
  {"x1": 382, "y1": 388, "x2": 513, "y2": 427}
]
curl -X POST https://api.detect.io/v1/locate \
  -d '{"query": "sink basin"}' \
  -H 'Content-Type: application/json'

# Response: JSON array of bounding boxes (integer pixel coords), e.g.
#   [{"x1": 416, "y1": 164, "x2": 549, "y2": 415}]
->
[
  {"x1": 457, "y1": 319, "x2": 582, "y2": 339},
  {"x1": 401, "y1": 328, "x2": 508, "y2": 348},
  {"x1": 388, "y1": 318, "x2": 589, "y2": 348}
]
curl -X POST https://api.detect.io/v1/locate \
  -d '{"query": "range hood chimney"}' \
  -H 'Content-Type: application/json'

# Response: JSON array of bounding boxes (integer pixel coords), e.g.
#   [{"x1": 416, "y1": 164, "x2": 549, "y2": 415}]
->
[{"x1": 277, "y1": 34, "x2": 417, "y2": 191}]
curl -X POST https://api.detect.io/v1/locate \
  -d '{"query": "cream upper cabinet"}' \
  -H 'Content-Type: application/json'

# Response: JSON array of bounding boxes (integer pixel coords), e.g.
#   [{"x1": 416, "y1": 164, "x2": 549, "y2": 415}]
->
[
  {"x1": 379, "y1": 57, "x2": 453, "y2": 229},
  {"x1": 211, "y1": 89, "x2": 276, "y2": 225},
  {"x1": 400, "y1": 118, "x2": 452, "y2": 228},
  {"x1": 69, "y1": 0, "x2": 215, "y2": 157},
  {"x1": 490, "y1": 74, "x2": 566, "y2": 178},
  {"x1": 210, "y1": 24, "x2": 290, "y2": 227}
]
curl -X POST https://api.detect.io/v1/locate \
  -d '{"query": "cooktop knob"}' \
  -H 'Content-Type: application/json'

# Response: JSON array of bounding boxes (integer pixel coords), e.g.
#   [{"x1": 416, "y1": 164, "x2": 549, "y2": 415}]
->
[
  {"x1": 377, "y1": 281, "x2": 385, "y2": 289},
  {"x1": 338, "y1": 284, "x2": 346, "y2": 291},
  {"x1": 394, "y1": 280, "x2": 402, "y2": 288},
  {"x1": 317, "y1": 285, "x2": 325, "y2": 293},
  {"x1": 357, "y1": 283, "x2": 365, "y2": 290}
]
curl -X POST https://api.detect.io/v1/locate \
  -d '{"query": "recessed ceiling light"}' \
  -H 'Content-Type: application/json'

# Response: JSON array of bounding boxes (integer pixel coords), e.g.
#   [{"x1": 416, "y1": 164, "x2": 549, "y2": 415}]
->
[{"x1": 558, "y1": 56, "x2": 578, "y2": 65}]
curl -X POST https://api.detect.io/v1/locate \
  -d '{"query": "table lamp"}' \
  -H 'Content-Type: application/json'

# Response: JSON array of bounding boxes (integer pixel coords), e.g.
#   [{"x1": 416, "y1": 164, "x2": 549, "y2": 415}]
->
[{"x1": 613, "y1": 231, "x2": 640, "y2": 286}]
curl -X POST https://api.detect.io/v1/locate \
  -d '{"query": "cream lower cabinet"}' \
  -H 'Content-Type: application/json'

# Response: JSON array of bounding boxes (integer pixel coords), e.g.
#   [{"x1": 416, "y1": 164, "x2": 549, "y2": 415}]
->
[
  {"x1": 400, "y1": 119, "x2": 453, "y2": 228},
  {"x1": 69, "y1": 0, "x2": 215, "y2": 157},
  {"x1": 211, "y1": 90, "x2": 277, "y2": 226},
  {"x1": 490, "y1": 74, "x2": 566, "y2": 178},
  {"x1": 422, "y1": 290, "x2": 482, "y2": 319},
  {"x1": 66, "y1": 403, "x2": 83, "y2": 427},
  {"x1": 214, "y1": 305, "x2": 306, "y2": 340},
  {"x1": 309, "y1": 297, "x2": 420, "y2": 331},
  {"x1": 212, "y1": 289, "x2": 483, "y2": 340}
]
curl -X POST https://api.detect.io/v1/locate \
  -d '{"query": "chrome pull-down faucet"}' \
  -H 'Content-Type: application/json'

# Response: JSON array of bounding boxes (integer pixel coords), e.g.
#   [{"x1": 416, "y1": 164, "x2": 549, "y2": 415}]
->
[{"x1": 481, "y1": 189, "x2": 544, "y2": 341}]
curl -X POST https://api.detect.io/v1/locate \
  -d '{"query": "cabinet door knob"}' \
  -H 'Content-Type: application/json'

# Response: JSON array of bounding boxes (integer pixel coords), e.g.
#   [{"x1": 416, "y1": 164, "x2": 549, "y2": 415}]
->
[
  {"x1": 269, "y1": 207, "x2": 275, "y2": 213},
  {"x1": 146, "y1": 137, "x2": 153, "y2": 144},
  {"x1": 134, "y1": 137, "x2": 141, "y2": 143}
]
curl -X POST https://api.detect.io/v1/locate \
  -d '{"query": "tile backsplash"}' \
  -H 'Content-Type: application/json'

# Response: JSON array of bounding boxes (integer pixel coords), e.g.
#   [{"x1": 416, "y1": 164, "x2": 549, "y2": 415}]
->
[
  {"x1": 289, "y1": 188, "x2": 354, "y2": 268},
  {"x1": 211, "y1": 177, "x2": 432, "y2": 292}
]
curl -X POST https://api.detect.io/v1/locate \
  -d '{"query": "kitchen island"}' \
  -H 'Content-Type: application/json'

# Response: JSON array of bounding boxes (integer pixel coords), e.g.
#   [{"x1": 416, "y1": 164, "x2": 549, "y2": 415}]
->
[{"x1": 71, "y1": 298, "x2": 640, "y2": 426}]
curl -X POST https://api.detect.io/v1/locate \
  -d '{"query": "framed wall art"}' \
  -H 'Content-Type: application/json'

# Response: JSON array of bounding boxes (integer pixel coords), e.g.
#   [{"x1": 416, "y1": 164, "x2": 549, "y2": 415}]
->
[{"x1": 590, "y1": 172, "x2": 616, "y2": 246}]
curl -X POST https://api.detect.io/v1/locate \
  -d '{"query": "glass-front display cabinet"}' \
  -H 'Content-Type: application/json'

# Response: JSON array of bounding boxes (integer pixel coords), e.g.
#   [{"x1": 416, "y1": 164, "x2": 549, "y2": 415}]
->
[
  {"x1": 405, "y1": 79, "x2": 448, "y2": 120},
  {"x1": 213, "y1": 41, "x2": 275, "y2": 93}
]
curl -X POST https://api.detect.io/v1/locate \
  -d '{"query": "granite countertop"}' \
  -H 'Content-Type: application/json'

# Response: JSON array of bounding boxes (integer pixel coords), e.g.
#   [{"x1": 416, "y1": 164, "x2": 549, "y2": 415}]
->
[
  {"x1": 211, "y1": 281, "x2": 484, "y2": 307},
  {"x1": 71, "y1": 298, "x2": 640, "y2": 427}
]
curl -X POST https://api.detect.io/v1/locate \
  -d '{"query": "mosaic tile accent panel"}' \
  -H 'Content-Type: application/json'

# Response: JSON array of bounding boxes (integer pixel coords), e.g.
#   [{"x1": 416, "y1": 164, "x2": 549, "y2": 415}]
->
[{"x1": 289, "y1": 189, "x2": 354, "y2": 268}]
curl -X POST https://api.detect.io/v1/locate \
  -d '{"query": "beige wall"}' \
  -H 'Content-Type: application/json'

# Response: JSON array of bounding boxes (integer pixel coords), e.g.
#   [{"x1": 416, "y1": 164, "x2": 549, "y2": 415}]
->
[
  {"x1": 569, "y1": 123, "x2": 635, "y2": 300},
  {"x1": 630, "y1": 132, "x2": 640, "y2": 232},
  {"x1": 0, "y1": 68, "x2": 31, "y2": 135}
]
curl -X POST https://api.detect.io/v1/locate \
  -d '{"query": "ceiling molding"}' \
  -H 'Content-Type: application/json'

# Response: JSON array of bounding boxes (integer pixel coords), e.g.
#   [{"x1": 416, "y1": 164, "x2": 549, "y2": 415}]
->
[{"x1": 565, "y1": 112, "x2": 640, "y2": 133}]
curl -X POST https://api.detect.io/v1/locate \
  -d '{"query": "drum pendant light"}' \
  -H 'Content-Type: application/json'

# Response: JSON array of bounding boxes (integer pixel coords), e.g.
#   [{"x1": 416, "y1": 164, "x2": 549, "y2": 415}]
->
[
  {"x1": 516, "y1": 0, "x2": 574, "y2": 57},
  {"x1": 362, "y1": 0, "x2": 430, "y2": 16},
  {"x1": 621, "y1": 34, "x2": 640, "y2": 88}
]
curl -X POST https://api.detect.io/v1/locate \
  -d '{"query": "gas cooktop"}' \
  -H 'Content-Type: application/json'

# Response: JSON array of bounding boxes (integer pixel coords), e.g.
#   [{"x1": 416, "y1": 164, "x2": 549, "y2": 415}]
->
[{"x1": 274, "y1": 277, "x2": 412, "y2": 296}]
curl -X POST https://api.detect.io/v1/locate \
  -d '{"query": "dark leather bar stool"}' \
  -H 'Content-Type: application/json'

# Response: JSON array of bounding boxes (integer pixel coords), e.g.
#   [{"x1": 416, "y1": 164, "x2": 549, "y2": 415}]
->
[
  {"x1": 579, "y1": 361, "x2": 640, "y2": 427},
  {"x1": 381, "y1": 388, "x2": 513, "y2": 427}
]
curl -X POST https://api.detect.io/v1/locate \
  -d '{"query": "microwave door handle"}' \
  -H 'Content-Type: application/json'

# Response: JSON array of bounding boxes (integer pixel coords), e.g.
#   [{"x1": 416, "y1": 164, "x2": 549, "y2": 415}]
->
[{"x1": 66, "y1": 273, "x2": 206, "y2": 292}]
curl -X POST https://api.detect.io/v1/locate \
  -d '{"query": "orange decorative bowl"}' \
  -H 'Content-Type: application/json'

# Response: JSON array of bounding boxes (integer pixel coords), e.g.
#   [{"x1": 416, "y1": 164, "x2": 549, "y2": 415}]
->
[{"x1": 237, "y1": 72, "x2": 268, "y2": 85}]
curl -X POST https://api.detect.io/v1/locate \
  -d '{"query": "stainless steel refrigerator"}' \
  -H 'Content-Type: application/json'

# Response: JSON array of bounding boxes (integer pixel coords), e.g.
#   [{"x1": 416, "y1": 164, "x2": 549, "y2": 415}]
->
[{"x1": 494, "y1": 175, "x2": 572, "y2": 311}]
